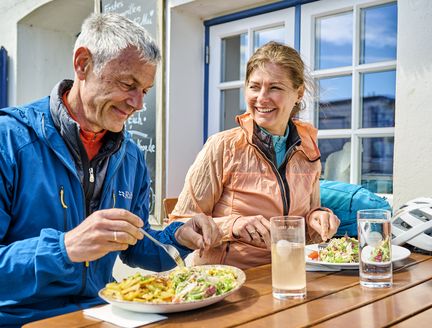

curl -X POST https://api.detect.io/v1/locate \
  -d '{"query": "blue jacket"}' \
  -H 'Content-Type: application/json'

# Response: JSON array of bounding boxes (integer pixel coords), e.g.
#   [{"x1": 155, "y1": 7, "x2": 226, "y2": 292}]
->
[{"x1": 0, "y1": 97, "x2": 189, "y2": 327}]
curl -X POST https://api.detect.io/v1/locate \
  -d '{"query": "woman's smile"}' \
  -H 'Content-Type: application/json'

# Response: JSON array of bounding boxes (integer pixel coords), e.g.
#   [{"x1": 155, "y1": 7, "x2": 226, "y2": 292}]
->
[{"x1": 255, "y1": 107, "x2": 276, "y2": 113}]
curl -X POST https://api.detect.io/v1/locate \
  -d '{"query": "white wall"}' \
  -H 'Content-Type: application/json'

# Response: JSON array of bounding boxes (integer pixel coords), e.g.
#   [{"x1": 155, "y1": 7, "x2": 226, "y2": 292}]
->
[
  {"x1": 0, "y1": 0, "x2": 93, "y2": 106},
  {"x1": 17, "y1": 24, "x2": 75, "y2": 104},
  {"x1": 393, "y1": 0, "x2": 432, "y2": 209},
  {"x1": 165, "y1": 0, "x2": 278, "y2": 197},
  {"x1": 165, "y1": 6, "x2": 204, "y2": 198},
  {"x1": 0, "y1": 0, "x2": 51, "y2": 105}
]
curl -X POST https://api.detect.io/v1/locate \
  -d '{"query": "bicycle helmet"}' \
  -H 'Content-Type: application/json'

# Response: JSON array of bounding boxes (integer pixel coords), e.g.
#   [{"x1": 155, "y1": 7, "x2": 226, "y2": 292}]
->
[{"x1": 391, "y1": 197, "x2": 432, "y2": 251}]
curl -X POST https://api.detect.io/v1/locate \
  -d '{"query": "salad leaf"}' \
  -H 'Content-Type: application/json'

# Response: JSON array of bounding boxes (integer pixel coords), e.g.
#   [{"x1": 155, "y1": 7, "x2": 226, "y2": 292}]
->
[
  {"x1": 318, "y1": 236, "x2": 359, "y2": 263},
  {"x1": 369, "y1": 236, "x2": 391, "y2": 262},
  {"x1": 170, "y1": 267, "x2": 238, "y2": 302}
]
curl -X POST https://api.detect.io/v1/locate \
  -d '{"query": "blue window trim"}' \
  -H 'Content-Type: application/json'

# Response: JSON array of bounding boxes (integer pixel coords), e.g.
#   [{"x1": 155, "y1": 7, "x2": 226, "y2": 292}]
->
[
  {"x1": 202, "y1": 0, "x2": 318, "y2": 143},
  {"x1": 0, "y1": 47, "x2": 7, "y2": 108}
]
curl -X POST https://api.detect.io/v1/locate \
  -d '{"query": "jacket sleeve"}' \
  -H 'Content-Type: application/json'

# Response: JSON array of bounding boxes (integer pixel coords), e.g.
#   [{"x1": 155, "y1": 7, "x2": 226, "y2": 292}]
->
[
  {"x1": 119, "y1": 151, "x2": 191, "y2": 272},
  {"x1": 168, "y1": 135, "x2": 240, "y2": 242}
]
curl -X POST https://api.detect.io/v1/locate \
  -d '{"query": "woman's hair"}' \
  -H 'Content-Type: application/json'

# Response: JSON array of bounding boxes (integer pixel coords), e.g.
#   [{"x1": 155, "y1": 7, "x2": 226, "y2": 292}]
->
[
  {"x1": 245, "y1": 41, "x2": 312, "y2": 117},
  {"x1": 74, "y1": 13, "x2": 161, "y2": 75}
]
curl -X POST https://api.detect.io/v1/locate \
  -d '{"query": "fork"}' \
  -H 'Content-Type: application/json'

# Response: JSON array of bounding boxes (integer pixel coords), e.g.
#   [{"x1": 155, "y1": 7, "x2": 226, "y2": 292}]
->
[
  {"x1": 139, "y1": 228, "x2": 186, "y2": 268},
  {"x1": 318, "y1": 242, "x2": 329, "y2": 250}
]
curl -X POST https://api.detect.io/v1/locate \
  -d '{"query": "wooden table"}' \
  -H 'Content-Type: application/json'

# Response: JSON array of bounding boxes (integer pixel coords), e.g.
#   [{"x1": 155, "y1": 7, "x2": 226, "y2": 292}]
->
[{"x1": 24, "y1": 252, "x2": 432, "y2": 328}]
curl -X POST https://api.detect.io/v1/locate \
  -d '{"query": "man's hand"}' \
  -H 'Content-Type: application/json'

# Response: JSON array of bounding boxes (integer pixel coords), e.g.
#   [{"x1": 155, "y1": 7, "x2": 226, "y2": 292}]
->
[
  {"x1": 64, "y1": 209, "x2": 144, "y2": 262},
  {"x1": 174, "y1": 214, "x2": 222, "y2": 252},
  {"x1": 308, "y1": 210, "x2": 340, "y2": 241},
  {"x1": 232, "y1": 215, "x2": 270, "y2": 249}
]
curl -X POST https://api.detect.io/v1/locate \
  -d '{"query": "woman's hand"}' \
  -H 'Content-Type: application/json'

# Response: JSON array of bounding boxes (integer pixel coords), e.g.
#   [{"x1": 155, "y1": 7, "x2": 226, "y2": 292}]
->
[
  {"x1": 308, "y1": 210, "x2": 340, "y2": 241},
  {"x1": 174, "y1": 213, "x2": 222, "y2": 251},
  {"x1": 232, "y1": 215, "x2": 270, "y2": 249}
]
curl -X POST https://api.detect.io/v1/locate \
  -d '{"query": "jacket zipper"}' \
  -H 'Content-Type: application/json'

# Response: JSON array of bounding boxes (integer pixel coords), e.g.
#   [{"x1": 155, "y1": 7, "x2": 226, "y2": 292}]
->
[
  {"x1": 83, "y1": 158, "x2": 96, "y2": 214},
  {"x1": 89, "y1": 167, "x2": 95, "y2": 183},
  {"x1": 251, "y1": 145, "x2": 289, "y2": 215},
  {"x1": 80, "y1": 161, "x2": 97, "y2": 293},
  {"x1": 278, "y1": 140, "x2": 301, "y2": 214}
]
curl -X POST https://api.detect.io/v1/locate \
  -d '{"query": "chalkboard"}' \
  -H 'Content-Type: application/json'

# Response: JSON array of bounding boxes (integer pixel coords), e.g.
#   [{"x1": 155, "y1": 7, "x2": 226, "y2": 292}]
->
[{"x1": 102, "y1": 0, "x2": 159, "y2": 215}]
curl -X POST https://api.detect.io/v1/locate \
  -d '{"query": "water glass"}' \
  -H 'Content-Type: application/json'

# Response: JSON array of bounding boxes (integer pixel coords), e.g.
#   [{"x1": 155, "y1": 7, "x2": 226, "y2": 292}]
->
[
  {"x1": 357, "y1": 209, "x2": 392, "y2": 288},
  {"x1": 270, "y1": 216, "x2": 306, "y2": 299}
]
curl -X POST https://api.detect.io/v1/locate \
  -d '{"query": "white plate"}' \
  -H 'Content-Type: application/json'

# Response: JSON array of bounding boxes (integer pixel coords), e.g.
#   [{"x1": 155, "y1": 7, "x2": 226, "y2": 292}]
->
[
  {"x1": 98, "y1": 265, "x2": 246, "y2": 313},
  {"x1": 361, "y1": 245, "x2": 391, "y2": 266},
  {"x1": 305, "y1": 244, "x2": 411, "y2": 270}
]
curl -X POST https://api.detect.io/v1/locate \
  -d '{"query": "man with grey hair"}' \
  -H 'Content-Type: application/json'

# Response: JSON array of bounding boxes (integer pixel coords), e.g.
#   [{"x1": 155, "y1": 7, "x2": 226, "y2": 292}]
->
[{"x1": 0, "y1": 13, "x2": 221, "y2": 326}]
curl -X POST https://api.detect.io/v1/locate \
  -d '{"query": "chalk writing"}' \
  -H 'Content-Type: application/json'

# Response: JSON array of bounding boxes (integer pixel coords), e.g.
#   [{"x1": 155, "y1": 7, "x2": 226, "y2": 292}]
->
[
  {"x1": 128, "y1": 130, "x2": 156, "y2": 159},
  {"x1": 126, "y1": 103, "x2": 156, "y2": 212},
  {"x1": 103, "y1": 0, "x2": 123, "y2": 12},
  {"x1": 103, "y1": 1, "x2": 154, "y2": 26}
]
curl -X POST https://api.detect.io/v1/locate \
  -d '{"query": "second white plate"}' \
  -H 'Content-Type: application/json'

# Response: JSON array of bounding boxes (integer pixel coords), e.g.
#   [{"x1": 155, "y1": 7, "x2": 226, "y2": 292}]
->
[{"x1": 305, "y1": 244, "x2": 411, "y2": 270}]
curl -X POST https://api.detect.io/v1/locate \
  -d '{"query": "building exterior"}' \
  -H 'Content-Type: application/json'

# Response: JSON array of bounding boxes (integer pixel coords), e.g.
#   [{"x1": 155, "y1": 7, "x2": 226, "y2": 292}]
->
[{"x1": 0, "y1": 0, "x2": 431, "y2": 219}]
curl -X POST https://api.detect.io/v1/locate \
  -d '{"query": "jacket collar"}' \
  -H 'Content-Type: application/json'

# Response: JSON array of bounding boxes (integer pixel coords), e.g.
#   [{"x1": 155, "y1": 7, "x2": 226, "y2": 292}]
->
[
  {"x1": 49, "y1": 80, "x2": 124, "y2": 166},
  {"x1": 236, "y1": 112, "x2": 320, "y2": 161}
]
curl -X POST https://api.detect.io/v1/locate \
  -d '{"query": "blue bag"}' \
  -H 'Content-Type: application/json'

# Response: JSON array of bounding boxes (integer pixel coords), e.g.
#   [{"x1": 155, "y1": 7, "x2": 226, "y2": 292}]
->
[{"x1": 319, "y1": 180, "x2": 391, "y2": 237}]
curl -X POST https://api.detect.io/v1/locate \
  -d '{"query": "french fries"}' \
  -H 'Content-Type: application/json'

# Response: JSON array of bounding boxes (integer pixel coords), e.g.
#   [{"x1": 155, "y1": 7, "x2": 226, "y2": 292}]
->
[{"x1": 102, "y1": 273, "x2": 175, "y2": 303}]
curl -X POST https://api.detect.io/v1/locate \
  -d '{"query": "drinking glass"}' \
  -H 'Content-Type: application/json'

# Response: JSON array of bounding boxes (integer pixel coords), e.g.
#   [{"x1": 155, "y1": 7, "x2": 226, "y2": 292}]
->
[
  {"x1": 357, "y1": 209, "x2": 392, "y2": 288},
  {"x1": 270, "y1": 216, "x2": 306, "y2": 299}
]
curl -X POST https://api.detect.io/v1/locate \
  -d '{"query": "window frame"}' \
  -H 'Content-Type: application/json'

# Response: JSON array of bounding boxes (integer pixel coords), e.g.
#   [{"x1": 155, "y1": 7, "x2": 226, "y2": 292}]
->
[{"x1": 300, "y1": 0, "x2": 397, "y2": 191}]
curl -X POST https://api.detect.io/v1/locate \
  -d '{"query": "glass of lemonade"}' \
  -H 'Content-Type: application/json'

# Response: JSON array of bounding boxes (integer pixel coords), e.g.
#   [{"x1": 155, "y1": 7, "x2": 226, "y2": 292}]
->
[
  {"x1": 357, "y1": 209, "x2": 392, "y2": 288},
  {"x1": 270, "y1": 216, "x2": 306, "y2": 299}
]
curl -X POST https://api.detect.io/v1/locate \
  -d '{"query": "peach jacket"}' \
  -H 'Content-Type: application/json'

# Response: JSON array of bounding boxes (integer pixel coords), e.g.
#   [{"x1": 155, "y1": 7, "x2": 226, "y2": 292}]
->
[{"x1": 169, "y1": 113, "x2": 324, "y2": 269}]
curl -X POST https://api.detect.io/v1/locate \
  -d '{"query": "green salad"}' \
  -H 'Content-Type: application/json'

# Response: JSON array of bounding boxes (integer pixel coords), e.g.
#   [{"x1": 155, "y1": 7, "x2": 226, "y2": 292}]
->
[
  {"x1": 369, "y1": 237, "x2": 391, "y2": 263},
  {"x1": 319, "y1": 236, "x2": 359, "y2": 263},
  {"x1": 169, "y1": 266, "x2": 238, "y2": 302}
]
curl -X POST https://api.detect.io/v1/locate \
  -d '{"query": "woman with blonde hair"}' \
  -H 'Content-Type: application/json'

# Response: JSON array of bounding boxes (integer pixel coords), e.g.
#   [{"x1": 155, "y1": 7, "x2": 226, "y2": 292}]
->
[{"x1": 170, "y1": 42, "x2": 339, "y2": 269}]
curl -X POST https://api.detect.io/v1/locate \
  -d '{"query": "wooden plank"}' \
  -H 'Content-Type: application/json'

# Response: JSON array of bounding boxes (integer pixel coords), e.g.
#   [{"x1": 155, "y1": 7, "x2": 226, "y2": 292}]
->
[
  {"x1": 236, "y1": 258, "x2": 432, "y2": 328},
  {"x1": 389, "y1": 306, "x2": 432, "y2": 327},
  {"x1": 313, "y1": 280, "x2": 432, "y2": 327},
  {"x1": 22, "y1": 310, "x2": 102, "y2": 328}
]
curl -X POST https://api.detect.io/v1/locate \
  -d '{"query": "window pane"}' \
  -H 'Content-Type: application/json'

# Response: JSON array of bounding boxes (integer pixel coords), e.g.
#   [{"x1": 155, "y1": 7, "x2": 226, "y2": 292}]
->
[
  {"x1": 361, "y1": 137, "x2": 394, "y2": 193},
  {"x1": 316, "y1": 75, "x2": 352, "y2": 129},
  {"x1": 254, "y1": 26, "x2": 285, "y2": 50},
  {"x1": 221, "y1": 33, "x2": 248, "y2": 82},
  {"x1": 361, "y1": 70, "x2": 396, "y2": 128},
  {"x1": 319, "y1": 138, "x2": 351, "y2": 182},
  {"x1": 220, "y1": 88, "x2": 245, "y2": 130},
  {"x1": 315, "y1": 12, "x2": 353, "y2": 69},
  {"x1": 360, "y1": 2, "x2": 397, "y2": 64}
]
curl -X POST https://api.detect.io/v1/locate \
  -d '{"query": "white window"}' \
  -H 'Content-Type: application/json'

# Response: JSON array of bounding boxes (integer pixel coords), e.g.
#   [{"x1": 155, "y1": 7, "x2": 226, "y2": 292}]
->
[
  {"x1": 208, "y1": 8, "x2": 295, "y2": 138},
  {"x1": 301, "y1": 0, "x2": 397, "y2": 194}
]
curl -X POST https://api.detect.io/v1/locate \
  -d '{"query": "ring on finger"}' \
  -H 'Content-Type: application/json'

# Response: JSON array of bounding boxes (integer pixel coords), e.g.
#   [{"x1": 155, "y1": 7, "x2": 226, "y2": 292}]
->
[
  {"x1": 248, "y1": 230, "x2": 258, "y2": 237},
  {"x1": 114, "y1": 231, "x2": 118, "y2": 242}
]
